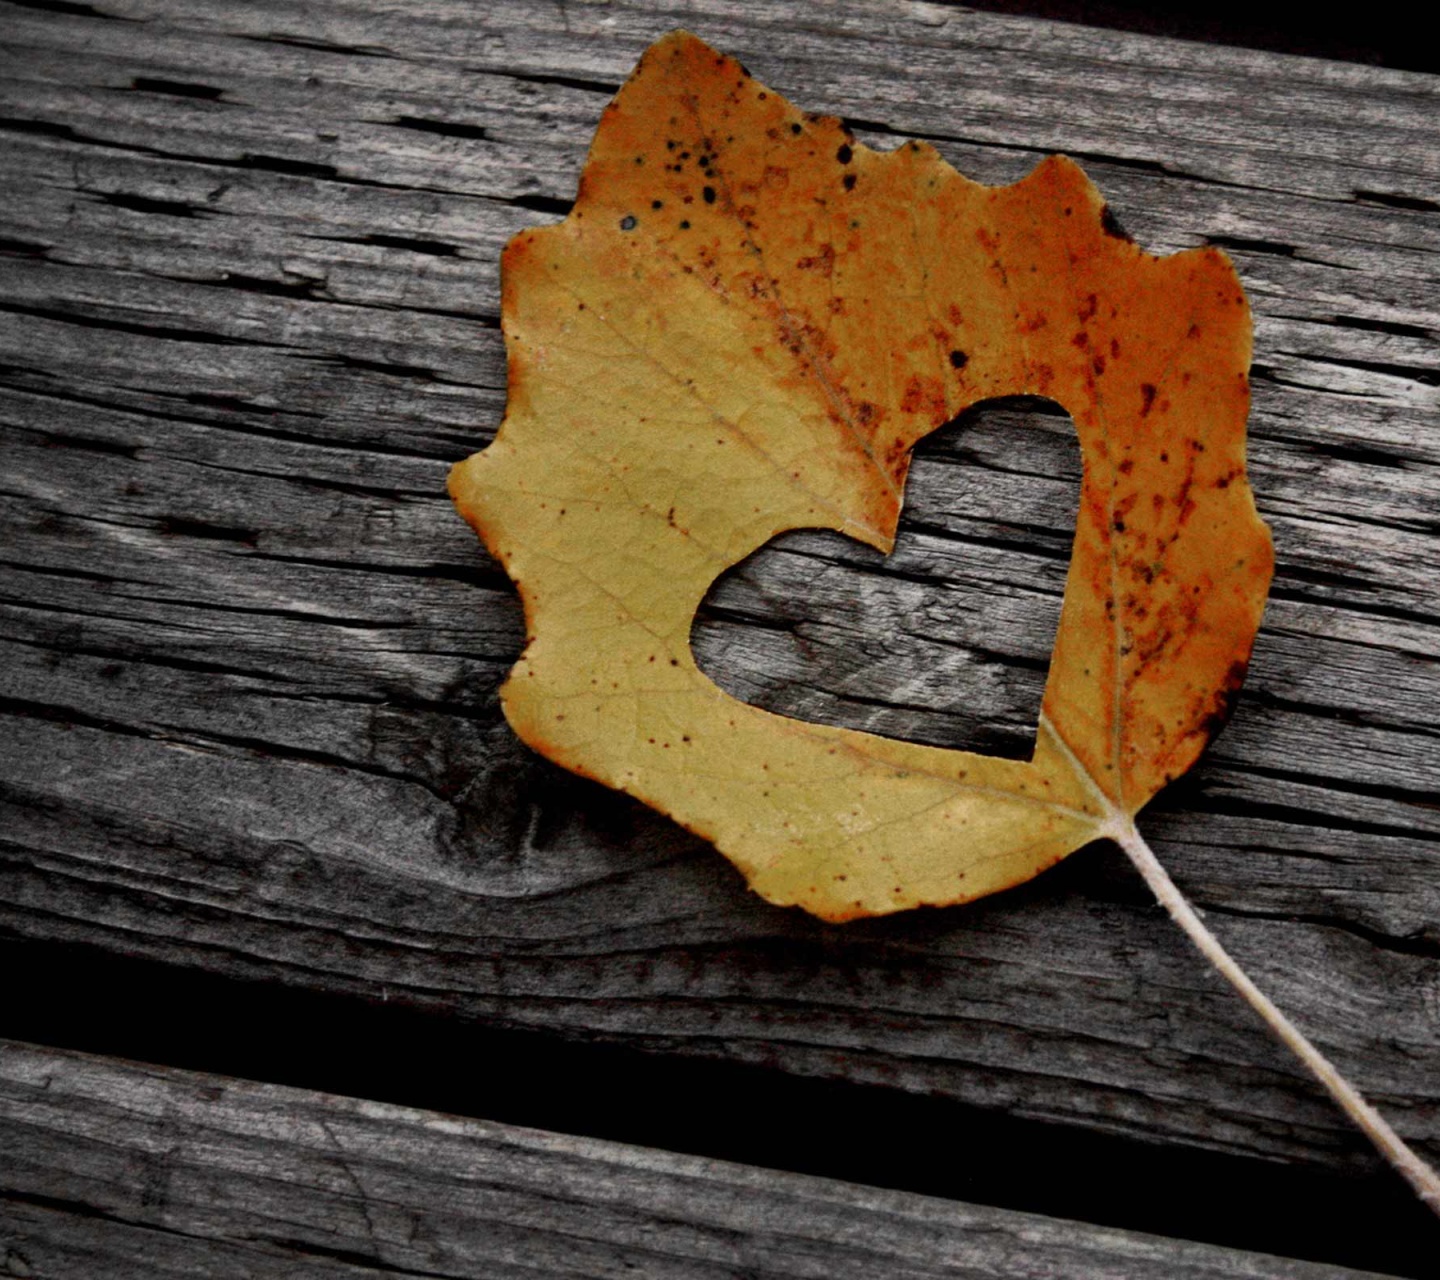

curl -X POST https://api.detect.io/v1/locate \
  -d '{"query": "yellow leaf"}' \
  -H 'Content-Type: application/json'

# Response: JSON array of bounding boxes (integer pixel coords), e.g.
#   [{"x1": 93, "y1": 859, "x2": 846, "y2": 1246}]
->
[{"x1": 449, "y1": 30, "x2": 1273, "y2": 922}]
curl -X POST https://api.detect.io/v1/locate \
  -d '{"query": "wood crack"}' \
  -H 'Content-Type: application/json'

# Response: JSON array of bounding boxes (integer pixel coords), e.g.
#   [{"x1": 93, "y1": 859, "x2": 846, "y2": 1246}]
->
[
  {"x1": 0, "y1": 695, "x2": 459, "y2": 808},
  {"x1": 1193, "y1": 900, "x2": 1440, "y2": 961}
]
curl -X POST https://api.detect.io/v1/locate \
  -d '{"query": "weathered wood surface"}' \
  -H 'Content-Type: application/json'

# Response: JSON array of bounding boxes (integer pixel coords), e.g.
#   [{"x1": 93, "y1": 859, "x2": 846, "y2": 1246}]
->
[
  {"x1": 1, "y1": 0, "x2": 1437, "y2": 1218},
  {"x1": 0, "y1": 1038, "x2": 1399, "y2": 1279}
]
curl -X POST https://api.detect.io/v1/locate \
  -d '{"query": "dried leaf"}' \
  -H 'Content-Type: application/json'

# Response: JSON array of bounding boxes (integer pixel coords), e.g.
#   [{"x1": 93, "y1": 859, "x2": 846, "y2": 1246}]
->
[
  {"x1": 449, "y1": 30, "x2": 1272, "y2": 920},
  {"x1": 448, "y1": 34, "x2": 1440, "y2": 1212}
]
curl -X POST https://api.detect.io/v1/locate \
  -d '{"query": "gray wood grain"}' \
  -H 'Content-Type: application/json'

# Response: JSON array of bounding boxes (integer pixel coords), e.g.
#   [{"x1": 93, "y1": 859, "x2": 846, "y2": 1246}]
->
[
  {"x1": 0, "y1": 1039, "x2": 1395, "y2": 1279},
  {"x1": 1, "y1": 0, "x2": 1438, "y2": 1192}
]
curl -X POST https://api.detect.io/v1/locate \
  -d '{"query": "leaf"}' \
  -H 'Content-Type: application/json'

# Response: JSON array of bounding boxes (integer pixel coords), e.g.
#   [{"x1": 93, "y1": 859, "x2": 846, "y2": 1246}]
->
[
  {"x1": 451, "y1": 30, "x2": 1440, "y2": 1216},
  {"x1": 450, "y1": 29, "x2": 1272, "y2": 921}
]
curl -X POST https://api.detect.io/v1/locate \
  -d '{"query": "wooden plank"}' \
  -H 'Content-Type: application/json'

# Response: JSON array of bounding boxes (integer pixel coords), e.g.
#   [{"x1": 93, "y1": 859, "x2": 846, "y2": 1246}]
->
[
  {"x1": 1, "y1": 0, "x2": 1437, "y2": 1207},
  {"x1": 0, "y1": 1039, "x2": 1393, "y2": 1278}
]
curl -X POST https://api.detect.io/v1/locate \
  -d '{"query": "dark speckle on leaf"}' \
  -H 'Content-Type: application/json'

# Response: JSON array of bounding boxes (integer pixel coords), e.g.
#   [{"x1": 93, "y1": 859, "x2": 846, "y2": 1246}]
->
[
  {"x1": 619, "y1": 215, "x2": 637, "y2": 231},
  {"x1": 843, "y1": 173, "x2": 857, "y2": 191},
  {"x1": 949, "y1": 350, "x2": 968, "y2": 370},
  {"x1": 702, "y1": 185, "x2": 716, "y2": 204},
  {"x1": 836, "y1": 144, "x2": 853, "y2": 164}
]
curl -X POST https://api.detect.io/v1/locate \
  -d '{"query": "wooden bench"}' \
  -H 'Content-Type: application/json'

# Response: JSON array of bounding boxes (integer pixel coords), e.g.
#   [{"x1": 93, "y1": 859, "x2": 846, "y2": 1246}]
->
[{"x1": 2, "y1": 1, "x2": 1437, "y2": 1273}]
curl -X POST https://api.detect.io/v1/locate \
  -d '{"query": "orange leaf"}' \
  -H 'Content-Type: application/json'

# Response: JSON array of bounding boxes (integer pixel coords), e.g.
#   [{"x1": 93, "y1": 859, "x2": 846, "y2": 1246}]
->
[{"x1": 449, "y1": 30, "x2": 1274, "y2": 921}]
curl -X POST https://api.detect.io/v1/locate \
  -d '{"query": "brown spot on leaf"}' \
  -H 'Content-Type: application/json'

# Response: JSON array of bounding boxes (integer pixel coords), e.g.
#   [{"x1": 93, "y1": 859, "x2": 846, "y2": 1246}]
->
[
  {"x1": 796, "y1": 243, "x2": 836, "y2": 275},
  {"x1": 900, "y1": 373, "x2": 945, "y2": 416}
]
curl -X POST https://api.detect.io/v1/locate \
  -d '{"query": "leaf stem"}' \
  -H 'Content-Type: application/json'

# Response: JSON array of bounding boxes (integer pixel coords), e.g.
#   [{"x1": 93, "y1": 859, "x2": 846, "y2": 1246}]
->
[{"x1": 1109, "y1": 817, "x2": 1440, "y2": 1218}]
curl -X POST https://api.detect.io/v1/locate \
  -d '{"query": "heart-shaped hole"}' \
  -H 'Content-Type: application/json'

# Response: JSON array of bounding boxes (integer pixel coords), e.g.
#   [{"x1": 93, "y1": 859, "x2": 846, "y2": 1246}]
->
[{"x1": 691, "y1": 396, "x2": 1081, "y2": 761}]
